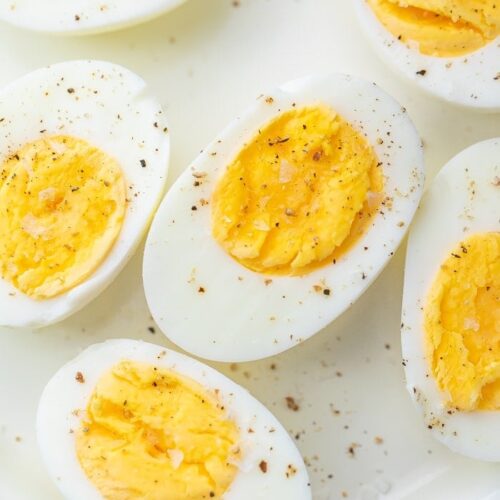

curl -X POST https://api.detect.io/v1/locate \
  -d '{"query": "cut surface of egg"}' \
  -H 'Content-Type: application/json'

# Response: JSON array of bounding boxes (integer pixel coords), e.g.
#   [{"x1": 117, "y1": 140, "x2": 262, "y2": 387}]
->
[
  {"x1": 355, "y1": 0, "x2": 500, "y2": 110},
  {"x1": 402, "y1": 138, "x2": 500, "y2": 461},
  {"x1": 0, "y1": 60, "x2": 169, "y2": 328},
  {"x1": 0, "y1": 0, "x2": 187, "y2": 35},
  {"x1": 37, "y1": 339, "x2": 311, "y2": 500},
  {"x1": 143, "y1": 73, "x2": 424, "y2": 362}
]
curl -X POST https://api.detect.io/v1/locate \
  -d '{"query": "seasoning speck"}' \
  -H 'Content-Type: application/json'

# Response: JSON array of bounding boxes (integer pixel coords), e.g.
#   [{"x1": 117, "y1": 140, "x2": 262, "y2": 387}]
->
[
  {"x1": 75, "y1": 371, "x2": 85, "y2": 384},
  {"x1": 347, "y1": 443, "x2": 360, "y2": 457},
  {"x1": 285, "y1": 396, "x2": 299, "y2": 411},
  {"x1": 259, "y1": 460, "x2": 268, "y2": 473},
  {"x1": 286, "y1": 464, "x2": 297, "y2": 477}
]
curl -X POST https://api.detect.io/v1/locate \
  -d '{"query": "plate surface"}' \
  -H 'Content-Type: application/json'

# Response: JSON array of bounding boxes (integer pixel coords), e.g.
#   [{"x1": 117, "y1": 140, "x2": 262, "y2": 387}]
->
[{"x1": 0, "y1": 1, "x2": 499, "y2": 499}]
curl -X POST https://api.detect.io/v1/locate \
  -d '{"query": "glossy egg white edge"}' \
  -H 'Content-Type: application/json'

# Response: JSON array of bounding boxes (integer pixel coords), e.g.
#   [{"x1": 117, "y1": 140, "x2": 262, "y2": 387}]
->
[
  {"x1": 36, "y1": 338, "x2": 312, "y2": 500},
  {"x1": 143, "y1": 73, "x2": 425, "y2": 362},
  {"x1": 0, "y1": 60, "x2": 170, "y2": 328},
  {"x1": 0, "y1": 0, "x2": 187, "y2": 35},
  {"x1": 402, "y1": 138, "x2": 500, "y2": 462},
  {"x1": 354, "y1": 0, "x2": 500, "y2": 111}
]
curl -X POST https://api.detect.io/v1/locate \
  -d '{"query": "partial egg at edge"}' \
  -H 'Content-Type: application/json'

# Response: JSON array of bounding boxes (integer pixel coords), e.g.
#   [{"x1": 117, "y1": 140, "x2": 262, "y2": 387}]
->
[
  {"x1": 354, "y1": 0, "x2": 500, "y2": 111},
  {"x1": 36, "y1": 338, "x2": 312, "y2": 500},
  {"x1": 402, "y1": 138, "x2": 500, "y2": 462},
  {"x1": 0, "y1": 0, "x2": 187, "y2": 35},
  {"x1": 0, "y1": 60, "x2": 170, "y2": 328}
]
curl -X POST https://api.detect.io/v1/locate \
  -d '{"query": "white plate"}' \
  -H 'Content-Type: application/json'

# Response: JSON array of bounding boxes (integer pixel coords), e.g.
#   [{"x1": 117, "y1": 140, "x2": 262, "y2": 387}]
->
[{"x1": 0, "y1": 1, "x2": 499, "y2": 499}]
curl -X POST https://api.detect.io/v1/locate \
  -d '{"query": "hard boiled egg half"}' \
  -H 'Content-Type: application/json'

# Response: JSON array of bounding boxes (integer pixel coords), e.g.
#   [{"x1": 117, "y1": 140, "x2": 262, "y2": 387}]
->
[
  {"x1": 355, "y1": 0, "x2": 500, "y2": 111},
  {"x1": 0, "y1": 0, "x2": 186, "y2": 35},
  {"x1": 0, "y1": 60, "x2": 169, "y2": 328},
  {"x1": 37, "y1": 339, "x2": 311, "y2": 500},
  {"x1": 402, "y1": 138, "x2": 500, "y2": 461},
  {"x1": 143, "y1": 73, "x2": 425, "y2": 362}
]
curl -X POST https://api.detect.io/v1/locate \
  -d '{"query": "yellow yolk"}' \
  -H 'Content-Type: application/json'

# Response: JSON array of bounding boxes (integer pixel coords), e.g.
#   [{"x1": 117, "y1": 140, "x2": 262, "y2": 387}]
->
[
  {"x1": 367, "y1": 0, "x2": 500, "y2": 57},
  {"x1": 424, "y1": 233, "x2": 500, "y2": 411},
  {"x1": 211, "y1": 106, "x2": 384, "y2": 275},
  {"x1": 76, "y1": 360, "x2": 240, "y2": 500},
  {"x1": 0, "y1": 135, "x2": 126, "y2": 299}
]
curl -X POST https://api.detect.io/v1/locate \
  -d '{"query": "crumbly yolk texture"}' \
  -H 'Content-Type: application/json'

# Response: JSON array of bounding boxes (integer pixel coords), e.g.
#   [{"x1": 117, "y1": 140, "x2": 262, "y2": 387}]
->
[
  {"x1": 76, "y1": 360, "x2": 240, "y2": 500},
  {"x1": 0, "y1": 135, "x2": 126, "y2": 299},
  {"x1": 367, "y1": 0, "x2": 500, "y2": 57},
  {"x1": 211, "y1": 106, "x2": 384, "y2": 275},
  {"x1": 424, "y1": 233, "x2": 500, "y2": 411}
]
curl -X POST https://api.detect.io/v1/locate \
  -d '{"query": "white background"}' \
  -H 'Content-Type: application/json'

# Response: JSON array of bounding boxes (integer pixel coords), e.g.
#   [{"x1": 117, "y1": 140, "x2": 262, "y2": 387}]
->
[{"x1": 0, "y1": 1, "x2": 499, "y2": 499}]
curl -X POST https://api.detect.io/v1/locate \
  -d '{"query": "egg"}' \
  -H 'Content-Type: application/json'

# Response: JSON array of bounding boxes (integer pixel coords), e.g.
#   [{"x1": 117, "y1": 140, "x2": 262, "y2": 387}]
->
[
  {"x1": 354, "y1": 0, "x2": 500, "y2": 111},
  {"x1": 143, "y1": 73, "x2": 425, "y2": 362},
  {"x1": 402, "y1": 138, "x2": 500, "y2": 461},
  {"x1": 37, "y1": 338, "x2": 311, "y2": 500},
  {"x1": 0, "y1": 60, "x2": 169, "y2": 328},
  {"x1": 0, "y1": 0, "x2": 186, "y2": 35}
]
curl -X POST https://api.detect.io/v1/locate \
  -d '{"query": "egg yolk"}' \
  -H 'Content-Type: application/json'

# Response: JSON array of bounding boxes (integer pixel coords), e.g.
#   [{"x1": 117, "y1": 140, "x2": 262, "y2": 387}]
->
[
  {"x1": 76, "y1": 360, "x2": 240, "y2": 500},
  {"x1": 211, "y1": 106, "x2": 384, "y2": 275},
  {"x1": 0, "y1": 135, "x2": 126, "y2": 299},
  {"x1": 424, "y1": 232, "x2": 500, "y2": 411},
  {"x1": 367, "y1": 0, "x2": 500, "y2": 57}
]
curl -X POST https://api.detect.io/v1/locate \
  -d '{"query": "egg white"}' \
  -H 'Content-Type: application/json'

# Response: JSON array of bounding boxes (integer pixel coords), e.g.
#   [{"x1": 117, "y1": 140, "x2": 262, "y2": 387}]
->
[
  {"x1": 37, "y1": 338, "x2": 312, "y2": 500},
  {"x1": 143, "y1": 73, "x2": 425, "y2": 362},
  {"x1": 354, "y1": 0, "x2": 500, "y2": 111},
  {"x1": 0, "y1": 60, "x2": 169, "y2": 328},
  {"x1": 402, "y1": 138, "x2": 500, "y2": 462},
  {"x1": 0, "y1": 0, "x2": 186, "y2": 35}
]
